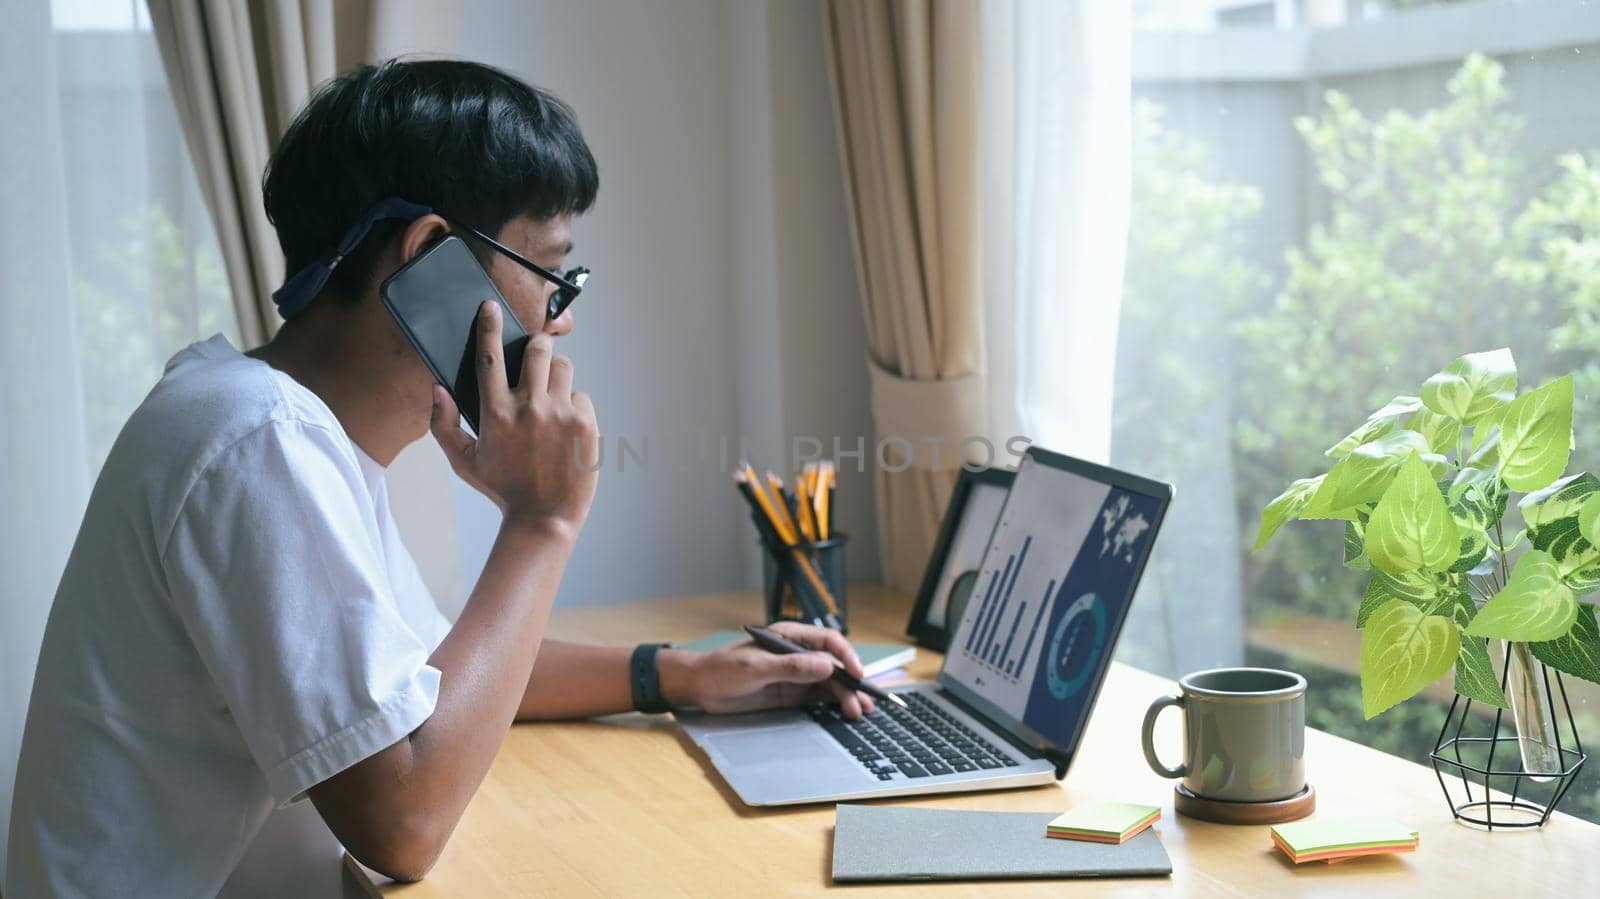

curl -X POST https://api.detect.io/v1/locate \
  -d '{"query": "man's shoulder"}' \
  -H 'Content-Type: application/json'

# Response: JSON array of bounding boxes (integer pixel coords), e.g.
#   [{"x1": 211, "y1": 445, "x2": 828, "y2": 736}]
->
[
  {"x1": 133, "y1": 337, "x2": 329, "y2": 446},
  {"x1": 101, "y1": 336, "x2": 352, "y2": 524}
]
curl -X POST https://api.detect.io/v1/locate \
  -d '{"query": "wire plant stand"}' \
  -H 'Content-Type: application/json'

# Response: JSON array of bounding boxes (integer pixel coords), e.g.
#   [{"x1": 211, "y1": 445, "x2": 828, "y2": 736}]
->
[{"x1": 1430, "y1": 647, "x2": 1587, "y2": 830}]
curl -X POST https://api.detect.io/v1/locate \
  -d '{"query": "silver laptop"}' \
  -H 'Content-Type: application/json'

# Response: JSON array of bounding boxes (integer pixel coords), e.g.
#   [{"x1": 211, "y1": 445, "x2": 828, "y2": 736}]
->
[{"x1": 677, "y1": 447, "x2": 1173, "y2": 806}]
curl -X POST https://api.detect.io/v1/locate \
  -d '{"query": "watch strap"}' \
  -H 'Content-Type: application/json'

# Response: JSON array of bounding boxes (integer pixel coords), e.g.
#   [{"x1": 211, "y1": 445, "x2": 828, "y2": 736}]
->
[{"x1": 630, "y1": 642, "x2": 673, "y2": 714}]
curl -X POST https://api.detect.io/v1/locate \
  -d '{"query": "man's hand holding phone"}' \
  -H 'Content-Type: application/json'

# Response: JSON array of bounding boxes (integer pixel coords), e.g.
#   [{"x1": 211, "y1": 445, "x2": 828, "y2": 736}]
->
[{"x1": 429, "y1": 300, "x2": 599, "y2": 535}]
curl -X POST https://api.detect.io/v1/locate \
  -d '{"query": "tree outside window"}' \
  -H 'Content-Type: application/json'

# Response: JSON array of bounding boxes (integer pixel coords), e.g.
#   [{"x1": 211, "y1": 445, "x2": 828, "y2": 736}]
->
[{"x1": 1115, "y1": 53, "x2": 1600, "y2": 822}]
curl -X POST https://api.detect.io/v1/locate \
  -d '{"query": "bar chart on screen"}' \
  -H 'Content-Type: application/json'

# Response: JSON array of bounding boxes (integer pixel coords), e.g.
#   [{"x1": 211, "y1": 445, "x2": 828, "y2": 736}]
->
[{"x1": 960, "y1": 537, "x2": 1060, "y2": 683}]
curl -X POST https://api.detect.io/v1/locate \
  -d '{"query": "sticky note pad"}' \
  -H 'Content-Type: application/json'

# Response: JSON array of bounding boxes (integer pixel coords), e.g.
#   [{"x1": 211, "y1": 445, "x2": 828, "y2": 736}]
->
[
  {"x1": 1046, "y1": 801, "x2": 1161, "y2": 844},
  {"x1": 1270, "y1": 818, "x2": 1419, "y2": 864}
]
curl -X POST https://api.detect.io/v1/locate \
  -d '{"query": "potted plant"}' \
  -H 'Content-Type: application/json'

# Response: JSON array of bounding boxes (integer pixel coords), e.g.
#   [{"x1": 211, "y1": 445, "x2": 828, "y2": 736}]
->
[{"x1": 1255, "y1": 348, "x2": 1597, "y2": 822}]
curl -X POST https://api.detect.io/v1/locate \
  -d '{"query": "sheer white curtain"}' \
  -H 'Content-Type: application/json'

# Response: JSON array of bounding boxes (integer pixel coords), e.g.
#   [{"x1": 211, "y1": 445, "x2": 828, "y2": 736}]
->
[
  {"x1": 980, "y1": 0, "x2": 1130, "y2": 460},
  {"x1": 0, "y1": 0, "x2": 236, "y2": 872},
  {"x1": 1, "y1": 3, "x2": 90, "y2": 875}
]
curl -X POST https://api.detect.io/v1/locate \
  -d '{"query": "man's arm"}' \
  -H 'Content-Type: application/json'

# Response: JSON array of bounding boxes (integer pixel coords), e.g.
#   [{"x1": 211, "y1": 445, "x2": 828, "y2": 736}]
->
[
  {"x1": 513, "y1": 641, "x2": 631, "y2": 719},
  {"x1": 309, "y1": 306, "x2": 596, "y2": 882},
  {"x1": 515, "y1": 627, "x2": 878, "y2": 722}
]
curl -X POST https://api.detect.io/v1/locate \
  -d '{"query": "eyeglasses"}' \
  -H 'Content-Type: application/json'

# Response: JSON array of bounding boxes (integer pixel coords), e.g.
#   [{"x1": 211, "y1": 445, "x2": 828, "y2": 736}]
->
[{"x1": 446, "y1": 219, "x2": 590, "y2": 321}]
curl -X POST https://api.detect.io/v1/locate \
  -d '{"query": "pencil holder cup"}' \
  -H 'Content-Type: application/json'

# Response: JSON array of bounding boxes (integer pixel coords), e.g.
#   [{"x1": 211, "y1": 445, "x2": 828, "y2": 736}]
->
[{"x1": 761, "y1": 532, "x2": 848, "y2": 634}]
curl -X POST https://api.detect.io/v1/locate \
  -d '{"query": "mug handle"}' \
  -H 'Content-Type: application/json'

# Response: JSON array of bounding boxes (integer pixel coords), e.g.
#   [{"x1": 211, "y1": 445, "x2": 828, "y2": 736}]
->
[{"x1": 1141, "y1": 693, "x2": 1188, "y2": 779}]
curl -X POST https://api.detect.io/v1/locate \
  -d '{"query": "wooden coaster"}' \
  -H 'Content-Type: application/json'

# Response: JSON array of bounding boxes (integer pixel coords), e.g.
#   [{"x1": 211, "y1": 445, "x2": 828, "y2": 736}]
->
[{"x1": 1175, "y1": 783, "x2": 1316, "y2": 825}]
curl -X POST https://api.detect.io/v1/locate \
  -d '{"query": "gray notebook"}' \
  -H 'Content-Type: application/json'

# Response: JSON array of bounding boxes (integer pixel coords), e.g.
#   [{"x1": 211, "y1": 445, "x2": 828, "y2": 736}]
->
[{"x1": 831, "y1": 804, "x2": 1173, "y2": 882}]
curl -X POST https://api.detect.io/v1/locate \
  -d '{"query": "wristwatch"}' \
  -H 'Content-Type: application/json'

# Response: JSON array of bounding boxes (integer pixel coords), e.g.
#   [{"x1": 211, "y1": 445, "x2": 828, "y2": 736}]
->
[{"x1": 630, "y1": 643, "x2": 674, "y2": 714}]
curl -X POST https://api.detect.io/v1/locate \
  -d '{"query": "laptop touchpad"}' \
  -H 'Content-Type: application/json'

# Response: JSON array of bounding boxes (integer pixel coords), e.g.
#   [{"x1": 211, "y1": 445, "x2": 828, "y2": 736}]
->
[{"x1": 709, "y1": 728, "x2": 842, "y2": 768}]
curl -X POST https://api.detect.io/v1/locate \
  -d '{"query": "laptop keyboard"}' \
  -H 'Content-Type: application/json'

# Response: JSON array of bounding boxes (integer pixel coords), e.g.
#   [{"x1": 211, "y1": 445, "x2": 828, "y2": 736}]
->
[{"x1": 809, "y1": 691, "x2": 1021, "y2": 781}]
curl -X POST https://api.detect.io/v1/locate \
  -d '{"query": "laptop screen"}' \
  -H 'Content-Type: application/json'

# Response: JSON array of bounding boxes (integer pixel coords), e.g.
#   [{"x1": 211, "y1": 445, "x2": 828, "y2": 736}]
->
[{"x1": 939, "y1": 448, "x2": 1169, "y2": 762}]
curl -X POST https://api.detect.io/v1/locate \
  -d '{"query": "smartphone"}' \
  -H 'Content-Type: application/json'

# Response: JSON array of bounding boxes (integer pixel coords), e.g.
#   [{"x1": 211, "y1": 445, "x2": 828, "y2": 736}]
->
[{"x1": 380, "y1": 235, "x2": 529, "y2": 434}]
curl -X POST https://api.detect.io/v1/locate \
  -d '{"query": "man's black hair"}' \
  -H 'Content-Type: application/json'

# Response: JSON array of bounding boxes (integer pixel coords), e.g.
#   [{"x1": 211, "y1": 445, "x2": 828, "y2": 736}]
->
[{"x1": 262, "y1": 59, "x2": 598, "y2": 304}]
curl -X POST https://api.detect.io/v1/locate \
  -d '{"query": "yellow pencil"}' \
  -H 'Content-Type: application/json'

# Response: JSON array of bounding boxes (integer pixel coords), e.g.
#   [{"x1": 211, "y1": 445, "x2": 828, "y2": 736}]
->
[
  {"x1": 765, "y1": 473, "x2": 802, "y2": 542},
  {"x1": 795, "y1": 477, "x2": 818, "y2": 542},
  {"x1": 742, "y1": 464, "x2": 789, "y2": 540},
  {"x1": 815, "y1": 463, "x2": 832, "y2": 539}
]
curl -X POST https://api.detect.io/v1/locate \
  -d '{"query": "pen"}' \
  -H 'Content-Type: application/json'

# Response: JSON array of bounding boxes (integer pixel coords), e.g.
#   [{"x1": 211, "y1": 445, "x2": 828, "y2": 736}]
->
[{"x1": 742, "y1": 624, "x2": 907, "y2": 709}]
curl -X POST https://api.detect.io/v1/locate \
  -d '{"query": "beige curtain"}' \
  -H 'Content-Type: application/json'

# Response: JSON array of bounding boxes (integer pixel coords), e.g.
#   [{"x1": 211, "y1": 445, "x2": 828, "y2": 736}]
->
[
  {"x1": 822, "y1": 0, "x2": 985, "y2": 593},
  {"x1": 148, "y1": 0, "x2": 462, "y2": 345}
]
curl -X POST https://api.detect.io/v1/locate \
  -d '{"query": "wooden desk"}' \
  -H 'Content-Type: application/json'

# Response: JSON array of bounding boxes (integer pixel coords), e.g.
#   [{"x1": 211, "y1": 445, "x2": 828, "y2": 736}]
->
[{"x1": 372, "y1": 585, "x2": 1599, "y2": 896}]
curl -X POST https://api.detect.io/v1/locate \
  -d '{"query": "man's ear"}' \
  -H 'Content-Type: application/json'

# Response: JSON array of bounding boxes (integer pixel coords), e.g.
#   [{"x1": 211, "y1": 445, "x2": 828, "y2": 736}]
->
[{"x1": 397, "y1": 214, "x2": 452, "y2": 265}]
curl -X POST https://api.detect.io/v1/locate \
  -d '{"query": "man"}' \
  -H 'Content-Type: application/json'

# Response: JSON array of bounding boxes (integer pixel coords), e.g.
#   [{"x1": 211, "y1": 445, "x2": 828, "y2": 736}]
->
[{"x1": 6, "y1": 60, "x2": 872, "y2": 896}]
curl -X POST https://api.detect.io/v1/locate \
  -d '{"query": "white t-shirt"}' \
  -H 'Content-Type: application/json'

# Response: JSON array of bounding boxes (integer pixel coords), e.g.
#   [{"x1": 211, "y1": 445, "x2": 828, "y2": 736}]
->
[{"x1": 5, "y1": 335, "x2": 452, "y2": 897}]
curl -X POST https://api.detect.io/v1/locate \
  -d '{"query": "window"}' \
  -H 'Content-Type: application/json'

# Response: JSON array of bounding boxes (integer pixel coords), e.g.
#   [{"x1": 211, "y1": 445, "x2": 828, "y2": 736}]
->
[
  {"x1": 51, "y1": 0, "x2": 238, "y2": 474},
  {"x1": 1115, "y1": 0, "x2": 1600, "y2": 823},
  {"x1": 2, "y1": 1, "x2": 240, "y2": 872}
]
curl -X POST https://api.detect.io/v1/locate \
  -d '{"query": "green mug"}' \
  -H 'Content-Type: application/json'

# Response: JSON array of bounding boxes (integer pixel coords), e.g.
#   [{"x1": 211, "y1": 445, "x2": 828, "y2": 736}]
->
[{"x1": 1140, "y1": 667, "x2": 1307, "y2": 803}]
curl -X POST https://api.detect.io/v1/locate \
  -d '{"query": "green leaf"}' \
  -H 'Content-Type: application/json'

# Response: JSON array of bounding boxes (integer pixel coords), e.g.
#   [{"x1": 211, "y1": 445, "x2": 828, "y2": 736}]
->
[
  {"x1": 1325, "y1": 395, "x2": 1422, "y2": 459},
  {"x1": 1519, "y1": 473, "x2": 1597, "y2": 542},
  {"x1": 1344, "y1": 509, "x2": 1370, "y2": 570},
  {"x1": 1467, "y1": 422, "x2": 1503, "y2": 470},
  {"x1": 1530, "y1": 604, "x2": 1600, "y2": 686},
  {"x1": 1455, "y1": 633, "x2": 1507, "y2": 708},
  {"x1": 1467, "y1": 551, "x2": 1579, "y2": 641},
  {"x1": 1361, "y1": 599, "x2": 1460, "y2": 718},
  {"x1": 1358, "y1": 568, "x2": 1447, "y2": 627},
  {"x1": 1558, "y1": 553, "x2": 1600, "y2": 596},
  {"x1": 1370, "y1": 567, "x2": 1447, "y2": 606},
  {"x1": 1344, "y1": 522, "x2": 1370, "y2": 571},
  {"x1": 1471, "y1": 405, "x2": 1507, "y2": 454},
  {"x1": 1519, "y1": 472, "x2": 1600, "y2": 594},
  {"x1": 1449, "y1": 466, "x2": 1509, "y2": 522},
  {"x1": 1365, "y1": 454, "x2": 1459, "y2": 573},
  {"x1": 1467, "y1": 550, "x2": 1502, "y2": 579},
  {"x1": 1449, "y1": 595, "x2": 1508, "y2": 708},
  {"x1": 1408, "y1": 407, "x2": 1463, "y2": 457},
  {"x1": 1579, "y1": 493, "x2": 1600, "y2": 548},
  {"x1": 1494, "y1": 375, "x2": 1574, "y2": 492},
  {"x1": 1254, "y1": 475, "x2": 1324, "y2": 552},
  {"x1": 1444, "y1": 480, "x2": 1493, "y2": 574},
  {"x1": 1421, "y1": 348, "x2": 1516, "y2": 424},
  {"x1": 1302, "y1": 485, "x2": 1366, "y2": 521},
  {"x1": 1356, "y1": 576, "x2": 1390, "y2": 627},
  {"x1": 1309, "y1": 431, "x2": 1439, "y2": 517}
]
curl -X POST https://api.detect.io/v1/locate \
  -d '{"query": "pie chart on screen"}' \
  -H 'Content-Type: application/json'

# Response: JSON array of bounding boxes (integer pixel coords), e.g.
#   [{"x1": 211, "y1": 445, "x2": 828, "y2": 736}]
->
[{"x1": 1046, "y1": 592, "x2": 1107, "y2": 701}]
